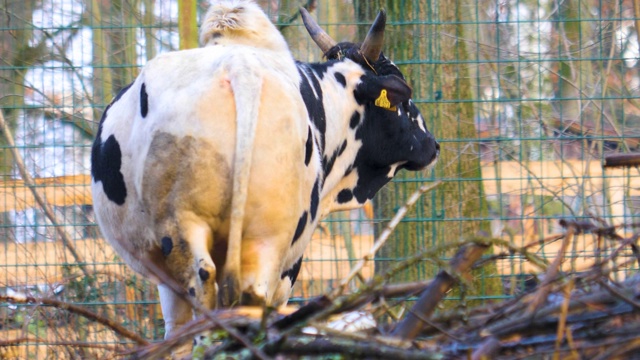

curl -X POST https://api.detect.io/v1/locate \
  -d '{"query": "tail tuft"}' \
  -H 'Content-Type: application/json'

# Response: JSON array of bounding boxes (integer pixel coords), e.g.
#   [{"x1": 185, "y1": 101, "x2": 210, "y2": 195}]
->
[{"x1": 200, "y1": 0, "x2": 253, "y2": 44}]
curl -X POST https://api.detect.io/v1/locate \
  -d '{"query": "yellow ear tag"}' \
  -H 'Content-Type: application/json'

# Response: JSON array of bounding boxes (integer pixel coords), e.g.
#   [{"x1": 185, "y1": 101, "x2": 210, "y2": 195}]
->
[{"x1": 374, "y1": 89, "x2": 397, "y2": 111}]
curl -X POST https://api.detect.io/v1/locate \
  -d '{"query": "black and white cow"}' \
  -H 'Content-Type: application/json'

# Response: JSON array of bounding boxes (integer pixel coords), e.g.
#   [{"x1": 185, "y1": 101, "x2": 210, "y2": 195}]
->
[{"x1": 91, "y1": 0, "x2": 438, "y2": 343}]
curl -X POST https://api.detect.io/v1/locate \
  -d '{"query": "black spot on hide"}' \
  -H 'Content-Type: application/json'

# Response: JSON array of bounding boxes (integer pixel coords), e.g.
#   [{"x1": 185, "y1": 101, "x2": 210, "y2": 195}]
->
[
  {"x1": 310, "y1": 178, "x2": 320, "y2": 221},
  {"x1": 305, "y1": 62, "x2": 333, "y2": 78},
  {"x1": 280, "y1": 256, "x2": 304, "y2": 286},
  {"x1": 322, "y1": 140, "x2": 347, "y2": 178},
  {"x1": 349, "y1": 111, "x2": 361, "y2": 129},
  {"x1": 91, "y1": 83, "x2": 133, "y2": 206},
  {"x1": 140, "y1": 83, "x2": 149, "y2": 118},
  {"x1": 298, "y1": 66, "x2": 326, "y2": 153},
  {"x1": 337, "y1": 189, "x2": 353, "y2": 204},
  {"x1": 305, "y1": 126, "x2": 313, "y2": 166},
  {"x1": 199, "y1": 268, "x2": 210, "y2": 281},
  {"x1": 338, "y1": 140, "x2": 347, "y2": 156},
  {"x1": 291, "y1": 211, "x2": 308, "y2": 245},
  {"x1": 344, "y1": 166, "x2": 353, "y2": 177},
  {"x1": 161, "y1": 236, "x2": 173, "y2": 257},
  {"x1": 334, "y1": 72, "x2": 346, "y2": 87},
  {"x1": 91, "y1": 135, "x2": 127, "y2": 205}
]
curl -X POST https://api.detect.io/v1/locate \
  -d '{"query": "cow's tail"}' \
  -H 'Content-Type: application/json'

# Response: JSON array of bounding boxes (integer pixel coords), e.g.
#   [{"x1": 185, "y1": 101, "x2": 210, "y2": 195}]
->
[{"x1": 221, "y1": 57, "x2": 262, "y2": 306}]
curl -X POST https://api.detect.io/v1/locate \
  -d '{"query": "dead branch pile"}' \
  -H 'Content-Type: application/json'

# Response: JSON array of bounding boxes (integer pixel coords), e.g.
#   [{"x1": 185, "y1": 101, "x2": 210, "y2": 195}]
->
[{"x1": 124, "y1": 219, "x2": 640, "y2": 360}]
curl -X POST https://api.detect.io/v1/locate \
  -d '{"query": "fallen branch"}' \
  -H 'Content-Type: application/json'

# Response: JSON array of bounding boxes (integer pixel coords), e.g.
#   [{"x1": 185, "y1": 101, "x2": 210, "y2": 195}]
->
[
  {"x1": 527, "y1": 227, "x2": 574, "y2": 314},
  {"x1": 471, "y1": 336, "x2": 500, "y2": 360},
  {"x1": 392, "y1": 242, "x2": 489, "y2": 339},
  {"x1": 276, "y1": 336, "x2": 439, "y2": 360}
]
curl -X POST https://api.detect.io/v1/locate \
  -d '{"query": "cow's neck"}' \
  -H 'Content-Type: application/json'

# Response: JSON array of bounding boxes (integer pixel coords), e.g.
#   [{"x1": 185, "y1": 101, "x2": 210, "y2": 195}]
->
[{"x1": 300, "y1": 61, "x2": 379, "y2": 219}]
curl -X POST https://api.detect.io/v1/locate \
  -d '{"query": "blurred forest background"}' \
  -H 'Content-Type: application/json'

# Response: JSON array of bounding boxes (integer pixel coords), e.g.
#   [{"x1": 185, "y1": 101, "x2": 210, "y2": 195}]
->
[{"x1": 2, "y1": 0, "x2": 640, "y2": 357}]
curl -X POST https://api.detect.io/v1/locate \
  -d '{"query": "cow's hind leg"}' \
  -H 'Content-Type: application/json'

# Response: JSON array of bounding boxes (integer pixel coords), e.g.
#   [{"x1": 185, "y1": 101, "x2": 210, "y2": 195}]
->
[
  {"x1": 158, "y1": 284, "x2": 193, "y2": 358},
  {"x1": 181, "y1": 217, "x2": 218, "y2": 311},
  {"x1": 181, "y1": 218, "x2": 218, "y2": 351},
  {"x1": 160, "y1": 216, "x2": 217, "y2": 354}
]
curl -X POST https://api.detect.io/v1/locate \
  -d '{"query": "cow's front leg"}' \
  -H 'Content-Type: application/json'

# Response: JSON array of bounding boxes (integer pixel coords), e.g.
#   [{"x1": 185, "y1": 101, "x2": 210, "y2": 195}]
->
[{"x1": 273, "y1": 256, "x2": 304, "y2": 306}]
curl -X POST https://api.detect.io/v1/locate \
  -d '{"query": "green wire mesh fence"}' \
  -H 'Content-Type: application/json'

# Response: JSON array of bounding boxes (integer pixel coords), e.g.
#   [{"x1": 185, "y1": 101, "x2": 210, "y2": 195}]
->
[{"x1": 1, "y1": 0, "x2": 640, "y2": 357}]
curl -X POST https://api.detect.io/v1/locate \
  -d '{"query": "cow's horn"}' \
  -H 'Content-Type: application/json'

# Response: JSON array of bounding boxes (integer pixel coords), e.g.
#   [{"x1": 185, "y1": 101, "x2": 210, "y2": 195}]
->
[
  {"x1": 300, "y1": 7, "x2": 337, "y2": 54},
  {"x1": 360, "y1": 10, "x2": 386, "y2": 62}
]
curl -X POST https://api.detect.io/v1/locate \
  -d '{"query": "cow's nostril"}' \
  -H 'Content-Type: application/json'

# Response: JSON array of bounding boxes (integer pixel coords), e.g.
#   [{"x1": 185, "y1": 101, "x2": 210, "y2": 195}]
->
[{"x1": 435, "y1": 142, "x2": 440, "y2": 152}]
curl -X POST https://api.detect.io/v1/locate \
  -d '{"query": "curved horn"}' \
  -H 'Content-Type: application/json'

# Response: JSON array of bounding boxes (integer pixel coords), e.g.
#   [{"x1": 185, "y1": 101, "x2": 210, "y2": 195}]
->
[
  {"x1": 360, "y1": 10, "x2": 386, "y2": 62},
  {"x1": 300, "y1": 7, "x2": 337, "y2": 54}
]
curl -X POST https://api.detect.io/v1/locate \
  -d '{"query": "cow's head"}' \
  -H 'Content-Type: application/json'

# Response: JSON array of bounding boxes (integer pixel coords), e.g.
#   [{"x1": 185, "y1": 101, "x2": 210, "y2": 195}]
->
[{"x1": 301, "y1": 8, "x2": 439, "y2": 202}]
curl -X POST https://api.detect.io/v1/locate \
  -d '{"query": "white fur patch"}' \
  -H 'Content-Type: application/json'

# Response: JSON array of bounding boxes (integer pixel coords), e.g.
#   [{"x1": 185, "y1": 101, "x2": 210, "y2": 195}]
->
[{"x1": 200, "y1": 0, "x2": 290, "y2": 54}]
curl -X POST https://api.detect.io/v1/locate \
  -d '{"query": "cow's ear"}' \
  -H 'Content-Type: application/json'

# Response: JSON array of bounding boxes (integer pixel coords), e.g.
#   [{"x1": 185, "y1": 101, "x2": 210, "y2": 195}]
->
[{"x1": 357, "y1": 74, "x2": 412, "y2": 111}]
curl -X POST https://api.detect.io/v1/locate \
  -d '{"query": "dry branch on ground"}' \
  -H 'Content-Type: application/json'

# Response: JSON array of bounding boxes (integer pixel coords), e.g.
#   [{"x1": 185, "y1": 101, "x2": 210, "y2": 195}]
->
[{"x1": 122, "y1": 218, "x2": 640, "y2": 359}]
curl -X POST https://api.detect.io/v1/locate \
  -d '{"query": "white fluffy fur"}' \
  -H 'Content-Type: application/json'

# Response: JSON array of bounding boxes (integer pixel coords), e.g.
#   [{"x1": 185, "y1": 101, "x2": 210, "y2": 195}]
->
[{"x1": 200, "y1": 0, "x2": 290, "y2": 53}]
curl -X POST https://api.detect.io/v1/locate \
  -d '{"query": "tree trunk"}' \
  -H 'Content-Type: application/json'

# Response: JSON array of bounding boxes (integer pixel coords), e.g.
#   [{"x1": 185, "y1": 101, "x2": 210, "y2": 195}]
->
[
  {"x1": 371, "y1": 0, "x2": 500, "y2": 300},
  {"x1": 0, "y1": 0, "x2": 36, "y2": 243},
  {"x1": 0, "y1": 0, "x2": 35, "y2": 177},
  {"x1": 108, "y1": 0, "x2": 140, "y2": 90},
  {"x1": 143, "y1": 0, "x2": 157, "y2": 61},
  {"x1": 90, "y1": 0, "x2": 114, "y2": 120},
  {"x1": 179, "y1": 0, "x2": 198, "y2": 50}
]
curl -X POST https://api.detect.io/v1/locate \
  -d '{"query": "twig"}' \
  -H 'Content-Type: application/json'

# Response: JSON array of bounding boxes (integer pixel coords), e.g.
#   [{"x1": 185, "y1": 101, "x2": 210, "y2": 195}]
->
[
  {"x1": 0, "y1": 336, "x2": 123, "y2": 351},
  {"x1": 0, "y1": 109, "x2": 90, "y2": 279},
  {"x1": 553, "y1": 279, "x2": 574, "y2": 360},
  {"x1": 337, "y1": 181, "x2": 443, "y2": 294},
  {"x1": 592, "y1": 337, "x2": 640, "y2": 360},
  {"x1": 272, "y1": 295, "x2": 333, "y2": 331},
  {"x1": 471, "y1": 336, "x2": 501, "y2": 360},
  {"x1": 630, "y1": 240, "x2": 640, "y2": 269},
  {"x1": 527, "y1": 228, "x2": 574, "y2": 314},
  {"x1": 392, "y1": 243, "x2": 489, "y2": 340},
  {"x1": 0, "y1": 294, "x2": 148, "y2": 346},
  {"x1": 598, "y1": 279, "x2": 640, "y2": 311},
  {"x1": 394, "y1": 306, "x2": 464, "y2": 343},
  {"x1": 379, "y1": 280, "x2": 433, "y2": 298}
]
